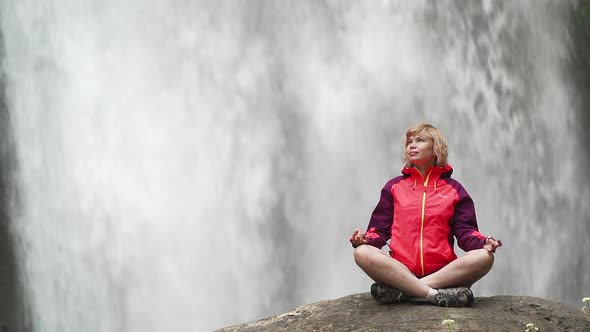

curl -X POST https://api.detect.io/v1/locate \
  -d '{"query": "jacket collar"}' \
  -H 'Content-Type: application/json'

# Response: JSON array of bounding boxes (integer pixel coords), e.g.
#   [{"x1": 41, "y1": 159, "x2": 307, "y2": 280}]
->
[{"x1": 401, "y1": 164, "x2": 453, "y2": 180}]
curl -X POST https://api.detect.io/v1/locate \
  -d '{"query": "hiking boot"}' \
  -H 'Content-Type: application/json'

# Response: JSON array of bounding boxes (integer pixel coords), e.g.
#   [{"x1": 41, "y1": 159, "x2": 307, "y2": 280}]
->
[
  {"x1": 433, "y1": 287, "x2": 474, "y2": 307},
  {"x1": 370, "y1": 282, "x2": 409, "y2": 304}
]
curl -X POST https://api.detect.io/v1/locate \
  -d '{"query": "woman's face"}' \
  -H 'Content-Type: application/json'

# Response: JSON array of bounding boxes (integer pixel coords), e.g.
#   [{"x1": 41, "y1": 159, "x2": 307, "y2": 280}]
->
[{"x1": 406, "y1": 133, "x2": 435, "y2": 167}]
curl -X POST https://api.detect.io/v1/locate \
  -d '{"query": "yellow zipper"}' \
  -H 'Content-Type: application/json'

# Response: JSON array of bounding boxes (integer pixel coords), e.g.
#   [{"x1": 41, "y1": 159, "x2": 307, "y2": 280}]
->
[{"x1": 419, "y1": 169, "x2": 433, "y2": 276}]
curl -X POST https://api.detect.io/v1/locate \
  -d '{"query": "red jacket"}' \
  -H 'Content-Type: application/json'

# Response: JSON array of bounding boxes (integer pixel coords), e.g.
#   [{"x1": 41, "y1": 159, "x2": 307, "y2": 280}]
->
[{"x1": 364, "y1": 165, "x2": 486, "y2": 277}]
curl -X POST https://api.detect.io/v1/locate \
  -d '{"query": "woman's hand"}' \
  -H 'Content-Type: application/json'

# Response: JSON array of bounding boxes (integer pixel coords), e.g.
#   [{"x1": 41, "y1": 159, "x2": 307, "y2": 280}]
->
[
  {"x1": 350, "y1": 229, "x2": 369, "y2": 248},
  {"x1": 484, "y1": 236, "x2": 502, "y2": 253}
]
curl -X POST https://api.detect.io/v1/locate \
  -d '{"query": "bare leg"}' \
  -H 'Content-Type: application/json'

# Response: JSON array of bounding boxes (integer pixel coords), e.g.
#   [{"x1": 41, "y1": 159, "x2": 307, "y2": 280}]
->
[
  {"x1": 420, "y1": 249, "x2": 494, "y2": 289},
  {"x1": 354, "y1": 245, "x2": 430, "y2": 298},
  {"x1": 355, "y1": 246, "x2": 494, "y2": 299}
]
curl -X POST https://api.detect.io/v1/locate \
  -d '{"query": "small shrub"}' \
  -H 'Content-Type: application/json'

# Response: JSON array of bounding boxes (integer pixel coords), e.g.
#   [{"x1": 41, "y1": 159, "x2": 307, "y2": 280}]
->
[{"x1": 442, "y1": 319, "x2": 455, "y2": 332}]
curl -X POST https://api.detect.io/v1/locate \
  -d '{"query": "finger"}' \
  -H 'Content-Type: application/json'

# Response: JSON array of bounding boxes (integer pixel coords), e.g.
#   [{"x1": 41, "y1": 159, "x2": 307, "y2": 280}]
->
[{"x1": 356, "y1": 229, "x2": 365, "y2": 239}]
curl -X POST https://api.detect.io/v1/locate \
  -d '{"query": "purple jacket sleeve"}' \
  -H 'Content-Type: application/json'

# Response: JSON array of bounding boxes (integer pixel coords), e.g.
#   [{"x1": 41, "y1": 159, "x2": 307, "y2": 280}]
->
[
  {"x1": 364, "y1": 179, "x2": 396, "y2": 249},
  {"x1": 449, "y1": 181, "x2": 486, "y2": 251}
]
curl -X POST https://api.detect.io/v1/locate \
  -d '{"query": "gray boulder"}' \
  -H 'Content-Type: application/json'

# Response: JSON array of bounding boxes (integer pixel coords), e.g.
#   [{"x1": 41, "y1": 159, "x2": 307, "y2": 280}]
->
[{"x1": 216, "y1": 294, "x2": 590, "y2": 331}]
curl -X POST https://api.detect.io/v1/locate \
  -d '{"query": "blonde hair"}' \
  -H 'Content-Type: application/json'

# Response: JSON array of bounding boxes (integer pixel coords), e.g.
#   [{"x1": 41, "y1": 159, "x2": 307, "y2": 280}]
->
[{"x1": 402, "y1": 123, "x2": 449, "y2": 167}]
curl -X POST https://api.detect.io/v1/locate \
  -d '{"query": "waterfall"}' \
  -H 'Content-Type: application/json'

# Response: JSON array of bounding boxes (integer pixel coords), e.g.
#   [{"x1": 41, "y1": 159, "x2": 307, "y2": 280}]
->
[{"x1": 0, "y1": 1, "x2": 587, "y2": 331}]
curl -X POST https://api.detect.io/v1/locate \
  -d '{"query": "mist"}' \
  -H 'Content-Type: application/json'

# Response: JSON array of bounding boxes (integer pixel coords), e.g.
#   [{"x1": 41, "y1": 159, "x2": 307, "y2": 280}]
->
[{"x1": 0, "y1": 1, "x2": 588, "y2": 331}]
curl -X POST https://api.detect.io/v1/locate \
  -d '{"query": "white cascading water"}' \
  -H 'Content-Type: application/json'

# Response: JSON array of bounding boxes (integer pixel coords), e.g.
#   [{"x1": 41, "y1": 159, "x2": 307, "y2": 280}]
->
[{"x1": 1, "y1": 1, "x2": 588, "y2": 331}]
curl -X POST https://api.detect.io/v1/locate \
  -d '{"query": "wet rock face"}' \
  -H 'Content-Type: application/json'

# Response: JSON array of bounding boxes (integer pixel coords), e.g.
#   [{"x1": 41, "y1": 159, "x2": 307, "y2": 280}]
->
[
  {"x1": 0, "y1": 42, "x2": 22, "y2": 332},
  {"x1": 572, "y1": 0, "x2": 590, "y2": 161},
  {"x1": 216, "y1": 294, "x2": 590, "y2": 332}
]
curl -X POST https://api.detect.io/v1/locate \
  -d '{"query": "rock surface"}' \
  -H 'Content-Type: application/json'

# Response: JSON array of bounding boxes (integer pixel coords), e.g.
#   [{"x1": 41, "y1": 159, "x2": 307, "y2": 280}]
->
[{"x1": 216, "y1": 294, "x2": 590, "y2": 332}]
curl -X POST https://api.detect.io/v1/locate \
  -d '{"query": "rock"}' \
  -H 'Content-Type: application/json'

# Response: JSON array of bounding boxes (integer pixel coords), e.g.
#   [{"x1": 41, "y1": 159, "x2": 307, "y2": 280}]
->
[{"x1": 216, "y1": 294, "x2": 590, "y2": 332}]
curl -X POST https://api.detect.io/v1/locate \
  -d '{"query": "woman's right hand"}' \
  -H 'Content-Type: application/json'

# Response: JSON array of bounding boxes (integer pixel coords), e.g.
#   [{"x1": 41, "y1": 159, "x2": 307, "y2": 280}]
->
[{"x1": 350, "y1": 228, "x2": 369, "y2": 248}]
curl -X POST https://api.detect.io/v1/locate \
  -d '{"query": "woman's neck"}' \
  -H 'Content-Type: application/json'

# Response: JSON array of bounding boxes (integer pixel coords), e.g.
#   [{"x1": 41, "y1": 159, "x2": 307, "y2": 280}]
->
[{"x1": 413, "y1": 163, "x2": 434, "y2": 179}]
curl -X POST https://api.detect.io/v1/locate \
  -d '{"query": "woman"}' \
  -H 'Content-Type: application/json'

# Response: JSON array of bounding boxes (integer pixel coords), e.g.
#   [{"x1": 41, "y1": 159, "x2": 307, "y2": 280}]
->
[{"x1": 350, "y1": 123, "x2": 502, "y2": 307}]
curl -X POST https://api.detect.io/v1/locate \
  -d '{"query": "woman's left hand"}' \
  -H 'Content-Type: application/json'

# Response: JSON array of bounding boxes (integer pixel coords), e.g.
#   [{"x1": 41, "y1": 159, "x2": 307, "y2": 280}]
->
[{"x1": 484, "y1": 236, "x2": 502, "y2": 253}]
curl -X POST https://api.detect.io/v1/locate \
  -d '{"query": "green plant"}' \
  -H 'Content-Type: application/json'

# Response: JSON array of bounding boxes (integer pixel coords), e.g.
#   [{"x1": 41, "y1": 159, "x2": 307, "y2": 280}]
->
[
  {"x1": 525, "y1": 323, "x2": 539, "y2": 332},
  {"x1": 441, "y1": 319, "x2": 455, "y2": 332},
  {"x1": 578, "y1": 0, "x2": 590, "y2": 18}
]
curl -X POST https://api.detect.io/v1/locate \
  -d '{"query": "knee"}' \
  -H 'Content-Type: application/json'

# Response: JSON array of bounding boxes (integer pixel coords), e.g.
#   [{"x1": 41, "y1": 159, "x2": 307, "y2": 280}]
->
[
  {"x1": 353, "y1": 244, "x2": 374, "y2": 267},
  {"x1": 472, "y1": 249, "x2": 494, "y2": 269}
]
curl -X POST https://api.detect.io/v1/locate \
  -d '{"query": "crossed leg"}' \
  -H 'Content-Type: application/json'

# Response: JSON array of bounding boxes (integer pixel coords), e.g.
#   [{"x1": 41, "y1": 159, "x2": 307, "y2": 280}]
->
[{"x1": 353, "y1": 244, "x2": 494, "y2": 298}]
